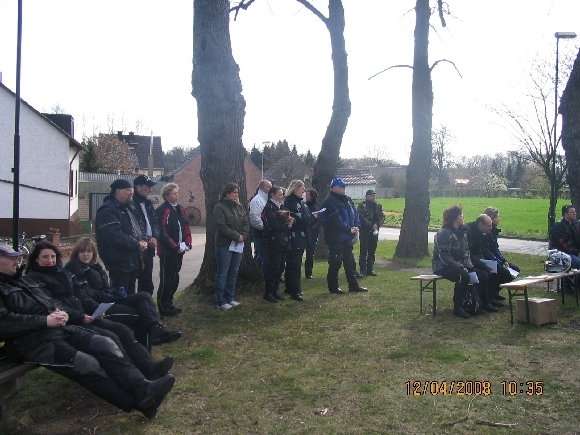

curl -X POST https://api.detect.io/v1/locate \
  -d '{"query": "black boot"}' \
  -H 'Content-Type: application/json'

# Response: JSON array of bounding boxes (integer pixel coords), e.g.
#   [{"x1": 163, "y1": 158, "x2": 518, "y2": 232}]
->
[
  {"x1": 136, "y1": 374, "x2": 176, "y2": 419},
  {"x1": 264, "y1": 294, "x2": 278, "y2": 303},
  {"x1": 453, "y1": 307, "x2": 470, "y2": 318},
  {"x1": 150, "y1": 324, "x2": 182, "y2": 346}
]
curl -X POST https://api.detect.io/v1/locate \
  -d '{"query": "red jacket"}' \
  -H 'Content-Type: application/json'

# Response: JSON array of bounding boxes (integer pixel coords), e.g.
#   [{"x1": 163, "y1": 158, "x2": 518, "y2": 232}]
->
[{"x1": 156, "y1": 202, "x2": 192, "y2": 256}]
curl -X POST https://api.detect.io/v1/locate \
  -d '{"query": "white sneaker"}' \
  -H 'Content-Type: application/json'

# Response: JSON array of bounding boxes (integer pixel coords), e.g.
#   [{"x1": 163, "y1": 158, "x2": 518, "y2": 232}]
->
[
  {"x1": 229, "y1": 301, "x2": 241, "y2": 308},
  {"x1": 218, "y1": 303, "x2": 233, "y2": 311}
]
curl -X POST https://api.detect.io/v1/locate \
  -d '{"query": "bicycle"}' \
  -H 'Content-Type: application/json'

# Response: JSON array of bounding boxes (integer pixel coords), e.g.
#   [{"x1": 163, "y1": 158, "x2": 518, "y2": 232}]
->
[{"x1": 0, "y1": 232, "x2": 47, "y2": 263}]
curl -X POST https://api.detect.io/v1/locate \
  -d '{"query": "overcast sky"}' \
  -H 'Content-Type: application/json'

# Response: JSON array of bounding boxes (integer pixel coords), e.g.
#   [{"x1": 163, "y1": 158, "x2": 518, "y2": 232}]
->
[{"x1": 0, "y1": 0, "x2": 578, "y2": 163}]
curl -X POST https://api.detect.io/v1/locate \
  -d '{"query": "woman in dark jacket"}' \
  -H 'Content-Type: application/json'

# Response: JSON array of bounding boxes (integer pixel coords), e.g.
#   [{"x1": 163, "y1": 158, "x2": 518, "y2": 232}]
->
[
  {"x1": 65, "y1": 238, "x2": 181, "y2": 346},
  {"x1": 304, "y1": 188, "x2": 320, "y2": 279},
  {"x1": 261, "y1": 186, "x2": 293, "y2": 303},
  {"x1": 25, "y1": 241, "x2": 174, "y2": 380},
  {"x1": 432, "y1": 206, "x2": 495, "y2": 318},
  {"x1": 283, "y1": 179, "x2": 308, "y2": 301},
  {"x1": 156, "y1": 183, "x2": 192, "y2": 316},
  {"x1": 212, "y1": 182, "x2": 250, "y2": 310}
]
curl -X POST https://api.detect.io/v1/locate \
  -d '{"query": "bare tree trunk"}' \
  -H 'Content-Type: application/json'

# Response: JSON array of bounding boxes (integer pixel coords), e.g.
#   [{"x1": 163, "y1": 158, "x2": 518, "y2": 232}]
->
[
  {"x1": 306, "y1": 0, "x2": 351, "y2": 200},
  {"x1": 192, "y1": 0, "x2": 258, "y2": 291},
  {"x1": 395, "y1": 0, "x2": 432, "y2": 258},
  {"x1": 561, "y1": 48, "x2": 580, "y2": 209}
]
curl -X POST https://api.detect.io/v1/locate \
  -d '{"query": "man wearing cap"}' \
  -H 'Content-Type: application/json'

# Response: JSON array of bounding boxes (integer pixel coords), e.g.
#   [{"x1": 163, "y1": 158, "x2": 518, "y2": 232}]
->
[
  {"x1": 95, "y1": 179, "x2": 149, "y2": 295},
  {"x1": 133, "y1": 175, "x2": 160, "y2": 295},
  {"x1": 320, "y1": 178, "x2": 368, "y2": 294},
  {"x1": 357, "y1": 190, "x2": 384, "y2": 277}
]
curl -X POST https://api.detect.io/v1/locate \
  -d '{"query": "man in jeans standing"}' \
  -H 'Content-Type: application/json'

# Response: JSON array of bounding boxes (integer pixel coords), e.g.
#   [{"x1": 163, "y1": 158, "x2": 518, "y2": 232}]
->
[{"x1": 133, "y1": 175, "x2": 160, "y2": 295}]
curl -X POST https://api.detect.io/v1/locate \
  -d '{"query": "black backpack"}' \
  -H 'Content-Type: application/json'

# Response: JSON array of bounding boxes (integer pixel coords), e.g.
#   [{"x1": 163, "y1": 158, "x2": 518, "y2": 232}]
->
[{"x1": 462, "y1": 284, "x2": 482, "y2": 315}]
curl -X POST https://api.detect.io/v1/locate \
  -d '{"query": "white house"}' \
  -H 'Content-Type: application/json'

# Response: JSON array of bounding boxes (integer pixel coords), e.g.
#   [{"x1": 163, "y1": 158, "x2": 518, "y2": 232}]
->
[
  {"x1": 335, "y1": 168, "x2": 377, "y2": 200},
  {"x1": 0, "y1": 82, "x2": 82, "y2": 236}
]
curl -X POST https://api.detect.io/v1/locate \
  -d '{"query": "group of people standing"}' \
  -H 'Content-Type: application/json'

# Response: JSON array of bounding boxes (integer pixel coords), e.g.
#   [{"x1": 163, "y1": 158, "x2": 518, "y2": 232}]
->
[{"x1": 432, "y1": 206, "x2": 519, "y2": 318}]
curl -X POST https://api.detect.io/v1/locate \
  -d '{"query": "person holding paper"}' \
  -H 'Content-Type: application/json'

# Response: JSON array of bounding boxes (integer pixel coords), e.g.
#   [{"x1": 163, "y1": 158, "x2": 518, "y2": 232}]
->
[
  {"x1": 66, "y1": 238, "x2": 182, "y2": 347},
  {"x1": 483, "y1": 207, "x2": 520, "y2": 293},
  {"x1": 212, "y1": 183, "x2": 250, "y2": 310},
  {"x1": 156, "y1": 183, "x2": 192, "y2": 317},
  {"x1": 432, "y1": 206, "x2": 496, "y2": 318},
  {"x1": 24, "y1": 242, "x2": 175, "y2": 387},
  {"x1": 320, "y1": 178, "x2": 368, "y2": 295},
  {"x1": 0, "y1": 243, "x2": 176, "y2": 419},
  {"x1": 357, "y1": 189, "x2": 384, "y2": 277},
  {"x1": 304, "y1": 188, "x2": 321, "y2": 280},
  {"x1": 466, "y1": 214, "x2": 504, "y2": 308},
  {"x1": 261, "y1": 186, "x2": 292, "y2": 302}
]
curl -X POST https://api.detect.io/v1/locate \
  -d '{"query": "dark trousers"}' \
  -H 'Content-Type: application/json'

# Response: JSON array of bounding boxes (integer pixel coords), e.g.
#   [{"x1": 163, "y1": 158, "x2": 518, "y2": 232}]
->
[
  {"x1": 327, "y1": 241, "x2": 360, "y2": 292},
  {"x1": 158, "y1": 251, "x2": 183, "y2": 311},
  {"x1": 304, "y1": 229, "x2": 319, "y2": 278},
  {"x1": 105, "y1": 292, "x2": 160, "y2": 346},
  {"x1": 252, "y1": 229, "x2": 264, "y2": 269},
  {"x1": 137, "y1": 248, "x2": 155, "y2": 295},
  {"x1": 437, "y1": 264, "x2": 491, "y2": 309},
  {"x1": 490, "y1": 266, "x2": 513, "y2": 299},
  {"x1": 263, "y1": 243, "x2": 285, "y2": 297},
  {"x1": 109, "y1": 270, "x2": 138, "y2": 296},
  {"x1": 45, "y1": 328, "x2": 148, "y2": 412},
  {"x1": 359, "y1": 230, "x2": 378, "y2": 274},
  {"x1": 285, "y1": 249, "x2": 304, "y2": 296}
]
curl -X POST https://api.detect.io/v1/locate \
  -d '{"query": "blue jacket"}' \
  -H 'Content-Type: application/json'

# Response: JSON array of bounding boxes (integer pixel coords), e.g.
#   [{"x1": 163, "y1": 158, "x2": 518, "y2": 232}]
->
[{"x1": 321, "y1": 192, "x2": 359, "y2": 245}]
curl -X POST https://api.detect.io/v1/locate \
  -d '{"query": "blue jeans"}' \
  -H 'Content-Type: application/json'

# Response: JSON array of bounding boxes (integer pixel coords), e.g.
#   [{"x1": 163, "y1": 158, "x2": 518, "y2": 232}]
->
[{"x1": 215, "y1": 246, "x2": 243, "y2": 306}]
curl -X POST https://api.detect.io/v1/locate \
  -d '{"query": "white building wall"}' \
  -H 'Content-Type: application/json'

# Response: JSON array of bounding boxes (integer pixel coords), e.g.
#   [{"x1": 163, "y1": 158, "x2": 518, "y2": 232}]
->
[
  {"x1": 346, "y1": 184, "x2": 376, "y2": 200},
  {"x1": 0, "y1": 86, "x2": 76, "y2": 219}
]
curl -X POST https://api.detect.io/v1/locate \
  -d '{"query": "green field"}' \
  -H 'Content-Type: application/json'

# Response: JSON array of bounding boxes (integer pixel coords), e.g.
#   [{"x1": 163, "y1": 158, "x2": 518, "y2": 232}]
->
[
  {"x1": 378, "y1": 196, "x2": 567, "y2": 240},
  {"x1": 5, "y1": 241, "x2": 580, "y2": 434}
]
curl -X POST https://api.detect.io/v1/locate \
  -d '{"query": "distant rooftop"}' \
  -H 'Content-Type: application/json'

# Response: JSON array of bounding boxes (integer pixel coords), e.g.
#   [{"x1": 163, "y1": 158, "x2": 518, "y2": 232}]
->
[{"x1": 335, "y1": 167, "x2": 376, "y2": 185}]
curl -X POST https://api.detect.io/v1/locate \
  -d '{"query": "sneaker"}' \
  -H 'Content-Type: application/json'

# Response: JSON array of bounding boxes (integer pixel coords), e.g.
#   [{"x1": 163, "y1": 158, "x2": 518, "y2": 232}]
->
[
  {"x1": 218, "y1": 303, "x2": 233, "y2": 311},
  {"x1": 229, "y1": 300, "x2": 241, "y2": 308}
]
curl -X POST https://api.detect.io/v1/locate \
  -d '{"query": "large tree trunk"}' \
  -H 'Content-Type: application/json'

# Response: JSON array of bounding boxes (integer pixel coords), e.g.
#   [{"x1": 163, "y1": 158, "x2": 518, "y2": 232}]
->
[
  {"x1": 561, "y1": 48, "x2": 580, "y2": 209},
  {"x1": 394, "y1": 0, "x2": 433, "y2": 258},
  {"x1": 192, "y1": 0, "x2": 259, "y2": 291},
  {"x1": 309, "y1": 0, "x2": 351, "y2": 200}
]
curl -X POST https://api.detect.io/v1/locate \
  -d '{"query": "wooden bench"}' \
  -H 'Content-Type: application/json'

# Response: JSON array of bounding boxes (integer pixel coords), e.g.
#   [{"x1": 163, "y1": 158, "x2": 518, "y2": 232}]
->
[
  {"x1": 411, "y1": 274, "x2": 443, "y2": 316},
  {"x1": 0, "y1": 347, "x2": 36, "y2": 420}
]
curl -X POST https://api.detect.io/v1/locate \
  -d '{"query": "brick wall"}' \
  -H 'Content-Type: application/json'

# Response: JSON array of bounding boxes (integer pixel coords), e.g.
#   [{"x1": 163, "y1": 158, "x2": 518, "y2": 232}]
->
[{"x1": 172, "y1": 155, "x2": 262, "y2": 225}]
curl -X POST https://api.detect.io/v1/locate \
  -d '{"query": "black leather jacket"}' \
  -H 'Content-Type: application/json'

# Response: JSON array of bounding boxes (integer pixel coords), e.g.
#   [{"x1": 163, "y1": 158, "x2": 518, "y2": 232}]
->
[
  {"x1": 133, "y1": 192, "x2": 160, "y2": 240},
  {"x1": 261, "y1": 200, "x2": 291, "y2": 251},
  {"x1": 432, "y1": 226, "x2": 474, "y2": 273},
  {"x1": 284, "y1": 194, "x2": 310, "y2": 251},
  {"x1": 95, "y1": 195, "x2": 142, "y2": 272}
]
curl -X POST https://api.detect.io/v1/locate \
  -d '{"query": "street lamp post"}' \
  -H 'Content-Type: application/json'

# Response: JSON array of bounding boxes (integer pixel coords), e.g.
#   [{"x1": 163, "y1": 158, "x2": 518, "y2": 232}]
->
[
  {"x1": 12, "y1": 0, "x2": 23, "y2": 252},
  {"x1": 551, "y1": 31, "x2": 577, "y2": 228}
]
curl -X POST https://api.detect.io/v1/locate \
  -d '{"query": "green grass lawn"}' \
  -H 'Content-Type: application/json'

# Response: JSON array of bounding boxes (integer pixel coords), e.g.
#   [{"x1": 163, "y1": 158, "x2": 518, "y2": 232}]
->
[
  {"x1": 378, "y1": 196, "x2": 567, "y2": 240},
  {"x1": 4, "y1": 241, "x2": 580, "y2": 434}
]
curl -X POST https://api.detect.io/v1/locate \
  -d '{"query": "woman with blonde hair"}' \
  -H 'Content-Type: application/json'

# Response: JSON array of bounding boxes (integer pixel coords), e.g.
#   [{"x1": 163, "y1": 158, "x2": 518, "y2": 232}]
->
[
  {"x1": 65, "y1": 237, "x2": 182, "y2": 346},
  {"x1": 283, "y1": 179, "x2": 309, "y2": 301},
  {"x1": 156, "y1": 183, "x2": 192, "y2": 316}
]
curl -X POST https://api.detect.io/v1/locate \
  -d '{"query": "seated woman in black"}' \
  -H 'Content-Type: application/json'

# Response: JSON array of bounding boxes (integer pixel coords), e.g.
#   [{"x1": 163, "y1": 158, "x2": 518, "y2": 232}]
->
[
  {"x1": 65, "y1": 238, "x2": 181, "y2": 346},
  {"x1": 261, "y1": 186, "x2": 294, "y2": 303},
  {"x1": 25, "y1": 241, "x2": 174, "y2": 376},
  {"x1": 0, "y1": 243, "x2": 174, "y2": 419}
]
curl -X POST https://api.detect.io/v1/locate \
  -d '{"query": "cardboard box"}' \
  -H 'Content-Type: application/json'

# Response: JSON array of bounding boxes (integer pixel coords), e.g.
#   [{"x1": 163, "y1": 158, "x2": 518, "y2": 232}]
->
[{"x1": 515, "y1": 297, "x2": 558, "y2": 326}]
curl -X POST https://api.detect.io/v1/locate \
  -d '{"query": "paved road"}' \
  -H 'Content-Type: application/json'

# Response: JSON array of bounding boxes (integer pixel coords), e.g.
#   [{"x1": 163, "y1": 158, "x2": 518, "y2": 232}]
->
[
  {"x1": 379, "y1": 227, "x2": 548, "y2": 256},
  {"x1": 154, "y1": 226, "x2": 548, "y2": 294}
]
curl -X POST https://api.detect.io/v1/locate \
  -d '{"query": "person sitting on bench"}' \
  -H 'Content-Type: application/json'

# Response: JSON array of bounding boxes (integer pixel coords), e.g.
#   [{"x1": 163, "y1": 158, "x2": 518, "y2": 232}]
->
[
  {"x1": 27, "y1": 241, "x2": 181, "y2": 350},
  {"x1": 0, "y1": 243, "x2": 175, "y2": 418},
  {"x1": 432, "y1": 206, "x2": 497, "y2": 318},
  {"x1": 65, "y1": 238, "x2": 181, "y2": 346},
  {"x1": 483, "y1": 207, "x2": 519, "y2": 296},
  {"x1": 550, "y1": 205, "x2": 580, "y2": 269},
  {"x1": 466, "y1": 214, "x2": 506, "y2": 308}
]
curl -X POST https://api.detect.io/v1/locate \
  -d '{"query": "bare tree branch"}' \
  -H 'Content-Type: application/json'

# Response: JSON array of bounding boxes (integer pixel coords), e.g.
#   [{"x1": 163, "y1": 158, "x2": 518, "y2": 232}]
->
[
  {"x1": 368, "y1": 64, "x2": 414, "y2": 80},
  {"x1": 230, "y1": 0, "x2": 257, "y2": 21},
  {"x1": 437, "y1": 0, "x2": 447, "y2": 27},
  {"x1": 430, "y1": 58, "x2": 462, "y2": 77},
  {"x1": 295, "y1": 0, "x2": 328, "y2": 25}
]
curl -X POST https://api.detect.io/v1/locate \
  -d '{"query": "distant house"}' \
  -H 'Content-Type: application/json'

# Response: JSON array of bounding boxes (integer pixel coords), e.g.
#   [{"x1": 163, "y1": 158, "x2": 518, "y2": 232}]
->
[
  {"x1": 335, "y1": 168, "x2": 377, "y2": 200},
  {"x1": 99, "y1": 131, "x2": 165, "y2": 177},
  {"x1": 0, "y1": 82, "x2": 82, "y2": 236},
  {"x1": 163, "y1": 148, "x2": 261, "y2": 225}
]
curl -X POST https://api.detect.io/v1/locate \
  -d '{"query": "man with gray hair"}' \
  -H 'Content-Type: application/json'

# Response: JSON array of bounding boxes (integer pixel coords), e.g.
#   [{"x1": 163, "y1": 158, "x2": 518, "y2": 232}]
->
[{"x1": 249, "y1": 179, "x2": 272, "y2": 268}]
